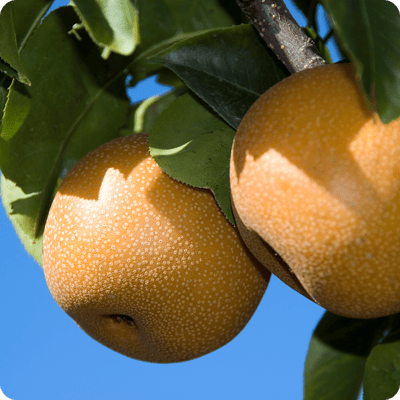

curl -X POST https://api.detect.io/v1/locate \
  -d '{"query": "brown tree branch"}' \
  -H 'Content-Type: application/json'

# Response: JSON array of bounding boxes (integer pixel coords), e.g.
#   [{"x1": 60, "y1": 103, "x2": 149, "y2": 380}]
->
[{"x1": 236, "y1": 0, "x2": 327, "y2": 74}]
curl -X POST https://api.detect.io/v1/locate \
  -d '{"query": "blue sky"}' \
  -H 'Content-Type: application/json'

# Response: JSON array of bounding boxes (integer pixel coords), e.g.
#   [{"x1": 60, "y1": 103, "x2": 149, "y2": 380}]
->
[{"x1": 0, "y1": 1, "x2": 344, "y2": 399}]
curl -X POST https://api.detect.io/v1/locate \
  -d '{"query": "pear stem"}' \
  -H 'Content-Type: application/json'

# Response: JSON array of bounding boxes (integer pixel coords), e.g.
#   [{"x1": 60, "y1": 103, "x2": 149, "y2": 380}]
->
[{"x1": 236, "y1": 0, "x2": 327, "y2": 74}]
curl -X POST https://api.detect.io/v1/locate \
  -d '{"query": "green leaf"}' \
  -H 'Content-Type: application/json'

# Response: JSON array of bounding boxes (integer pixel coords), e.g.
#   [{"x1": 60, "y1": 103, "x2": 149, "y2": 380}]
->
[
  {"x1": 0, "y1": 0, "x2": 54, "y2": 84},
  {"x1": 363, "y1": 330, "x2": 400, "y2": 400},
  {"x1": 156, "y1": 68, "x2": 184, "y2": 88},
  {"x1": 165, "y1": 0, "x2": 235, "y2": 32},
  {"x1": 129, "y1": 0, "x2": 237, "y2": 87},
  {"x1": 136, "y1": 0, "x2": 236, "y2": 50},
  {"x1": 135, "y1": 0, "x2": 180, "y2": 50},
  {"x1": 1, "y1": 173, "x2": 43, "y2": 265},
  {"x1": 71, "y1": 0, "x2": 140, "y2": 58},
  {"x1": 149, "y1": 93, "x2": 236, "y2": 224},
  {"x1": 0, "y1": 58, "x2": 19, "y2": 80},
  {"x1": 391, "y1": 392, "x2": 400, "y2": 400},
  {"x1": 122, "y1": 90, "x2": 181, "y2": 136},
  {"x1": 292, "y1": 0, "x2": 315, "y2": 20},
  {"x1": 149, "y1": 24, "x2": 289, "y2": 130},
  {"x1": 0, "y1": 0, "x2": 9, "y2": 11},
  {"x1": 322, "y1": 0, "x2": 400, "y2": 123},
  {"x1": 304, "y1": 311, "x2": 389, "y2": 400},
  {"x1": 0, "y1": 79, "x2": 31, "y2": 140},
  {"x1": 0, "y1": 0, "x2": 53, "y2": 84},
  {"x1": 0, "y1": 6, "x2": 130, "y2": 260},
  {"x1": 0, "y1": 74, "x2": 10, "y2": 122}
]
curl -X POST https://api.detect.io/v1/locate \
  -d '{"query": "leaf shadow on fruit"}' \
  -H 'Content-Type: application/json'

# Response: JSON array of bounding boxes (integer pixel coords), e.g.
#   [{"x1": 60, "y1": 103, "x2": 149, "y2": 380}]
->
[
  {"x1": 233, "y1": 116, "x2": 391, "y2": 223},
  {"x1": 231, "y1": 60, "x2": 400, "y2": 222},
  {"x1": 232, "y1": 112, "x2": 400, "y2": 317},
  {"x1": 230, "y1": 63, "x2": 400, "y2": 318},
  {"x1": 57, "y1": 155, "x2": 144, "y2": 201},
  {"x1": 145, "y1": 173, "x2": 272, "y2": 283}
]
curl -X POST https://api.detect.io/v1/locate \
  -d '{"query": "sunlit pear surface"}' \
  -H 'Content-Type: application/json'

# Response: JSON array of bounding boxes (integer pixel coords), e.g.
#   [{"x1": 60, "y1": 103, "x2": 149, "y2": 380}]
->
[
  {"x1": 43, "y1": 133, "x2": 270, "y2": 363},
  {"x1": 230, "y1": 63, "x2": 400, "y2": 319}
]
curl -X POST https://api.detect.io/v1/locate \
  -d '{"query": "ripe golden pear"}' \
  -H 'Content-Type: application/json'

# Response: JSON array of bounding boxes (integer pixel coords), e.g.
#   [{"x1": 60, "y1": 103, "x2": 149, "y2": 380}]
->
[
  {"x1": 43, "y1": 133, "x2": 269, "y2": 363},
  {"x1": 230, "y1": 63, "x2": 400, "y2": 319}
]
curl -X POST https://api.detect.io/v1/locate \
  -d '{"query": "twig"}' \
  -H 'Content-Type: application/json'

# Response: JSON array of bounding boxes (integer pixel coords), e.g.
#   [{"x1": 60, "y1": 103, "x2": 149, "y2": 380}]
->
[{"x1": 236, "y1": 0, "x2": 327, "y2": 74}]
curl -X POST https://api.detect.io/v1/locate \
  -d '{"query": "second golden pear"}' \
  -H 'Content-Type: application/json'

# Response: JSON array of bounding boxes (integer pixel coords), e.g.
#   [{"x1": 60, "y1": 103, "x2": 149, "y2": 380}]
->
[{"x1": 230, "y1": 63, "x2": 400, "y2": 319}]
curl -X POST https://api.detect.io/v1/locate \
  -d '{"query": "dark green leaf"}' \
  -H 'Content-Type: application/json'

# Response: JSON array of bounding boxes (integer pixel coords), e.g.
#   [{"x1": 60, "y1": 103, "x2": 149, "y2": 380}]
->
[
  {"x1": 156, "y1": 68, "x2": 184, "y2": 88},
  {"x1": 0, "y1": 73, "x2": 10, "y2": 122},
  {"x1": 363, "y1": 330, "x2": 400, "y2": 400},
  {"x1": 0, "y1": 58, "x2": 18, "y2": 79},
  {"x1": 148, "y1": 24, "x2": 288, "y2": 130},
  {"x1": 0, "y1": 0, "x2": 53, "y2": 84},
  {"x1": 71, "y1": 0, "x2": 140, "y2": 58},
  {"x1": 129, "y1": 0, "x2": 236, "y2": 85},
  {"x1": 0, "y1": 6, "x2": 130, "y2": 261},
  {"x1": 390, "y1": 392, "x2": 400, "y2": 400},
  {"x1": 0, "y1": 0, "x2": 54, "y2": 84},
  {"x1": 322, "y1": 0, "x2": 400, "y2": 123},
  {"x1": 135, "y1": 0, "x2": 180, "y2": 50},
  {"x1": 292, "y1": 0, "x2": 315, "y2": 21},
  {"x1": 165, "y1": 0, "x2": 235, "y2": 32},
  {"x1": 149, "y1": 93, "x2": 236, "y2": 223},
  {"x1": 0, "y1": 79, "x2": 31, "y2": 140},
  {"x1": 304, "y1": 311, "x2": 389, "y2": 400},
  {"x1": 0, "y1": 0, "x2": 9, "y2": 10}
]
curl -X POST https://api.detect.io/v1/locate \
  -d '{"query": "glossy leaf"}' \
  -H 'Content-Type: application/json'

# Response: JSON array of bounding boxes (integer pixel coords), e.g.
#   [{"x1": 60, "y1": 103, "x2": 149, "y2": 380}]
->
[
  {"x1": 165, "y1": 0, "x2": 235, "y2": 33},
  {"x1": 304, "y1": 311, "x2": 389, "y2": 400},
  {"x1": 363, "y1": 330, "x2": 400, "y2": 400},
  {"x1": 149, "y1": 93, "x2": 236, "y2": 224},
  {"x1": 71, "y1": 0, "x2": 140, "y2": 58},
  {"x1": 129, "y1": 0, "x2": 236, "y2": 86},
  {"x1": 0, "y1": 6, "x2": 130, "y2": 260},
  {"x1": 148, "y1": 24, "x2": 289, "y2": 130},
  {"x1": 322, "y1": 0, "x2": 400, "y2": 123}
]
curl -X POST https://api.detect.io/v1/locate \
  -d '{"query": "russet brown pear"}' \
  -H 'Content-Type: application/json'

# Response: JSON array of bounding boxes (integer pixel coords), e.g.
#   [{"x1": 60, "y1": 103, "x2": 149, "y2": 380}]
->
[
  {"x1": 43, "y1": 133, "x2": 270, "y2": 363},
  {"x1": 230, "y1": 63, "x2": 400, "y2": 319}
]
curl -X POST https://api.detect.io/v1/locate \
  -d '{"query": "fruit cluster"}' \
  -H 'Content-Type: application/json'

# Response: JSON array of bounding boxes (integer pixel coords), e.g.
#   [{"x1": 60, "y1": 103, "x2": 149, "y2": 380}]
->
[{"x1": 43, "y1": 63, "x2": 400, "y2": 363}]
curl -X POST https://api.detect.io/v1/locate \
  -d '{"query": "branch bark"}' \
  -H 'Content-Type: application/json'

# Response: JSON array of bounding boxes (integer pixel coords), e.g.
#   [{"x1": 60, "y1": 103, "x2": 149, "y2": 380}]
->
[{"x1": 236, "y1": 0, "x2": 327, "y2": 74}]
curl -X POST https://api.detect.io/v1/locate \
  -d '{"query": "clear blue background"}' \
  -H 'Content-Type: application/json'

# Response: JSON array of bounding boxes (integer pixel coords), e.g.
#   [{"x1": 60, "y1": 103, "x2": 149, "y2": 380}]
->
[{"x1": 1, "y1": 1, "x2": 346, "y2": 399}]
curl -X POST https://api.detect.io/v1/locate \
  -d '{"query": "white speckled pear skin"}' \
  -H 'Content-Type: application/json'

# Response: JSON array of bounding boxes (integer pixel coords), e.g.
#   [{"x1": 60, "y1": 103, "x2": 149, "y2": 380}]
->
[
  {"x1": 43, "y1": 133, "x2": 270, "y2": 363},
  {"x1": 230, "y1": 63, "x2": 400, "y2": 319}
]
